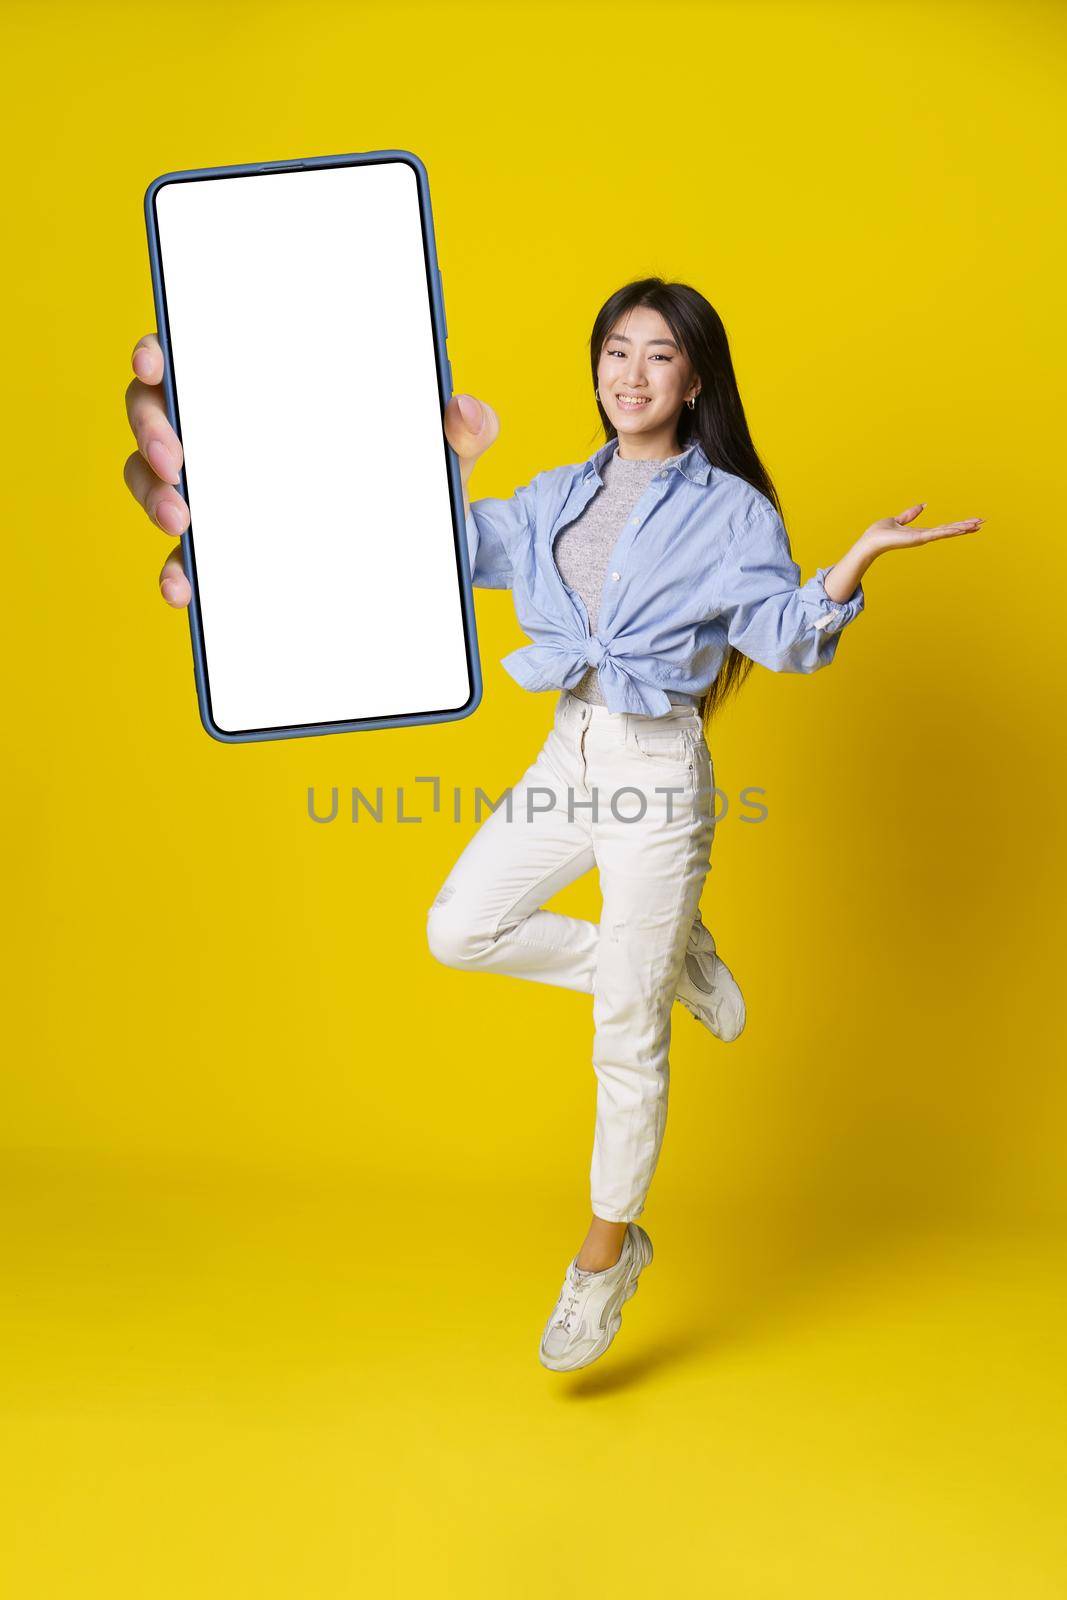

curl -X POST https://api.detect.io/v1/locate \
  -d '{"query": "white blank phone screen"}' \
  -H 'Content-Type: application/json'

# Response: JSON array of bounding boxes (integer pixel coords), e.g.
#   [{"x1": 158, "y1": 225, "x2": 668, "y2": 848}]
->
[{"x1": 154, "y1": 161, "x2": 472, "y2": 734}]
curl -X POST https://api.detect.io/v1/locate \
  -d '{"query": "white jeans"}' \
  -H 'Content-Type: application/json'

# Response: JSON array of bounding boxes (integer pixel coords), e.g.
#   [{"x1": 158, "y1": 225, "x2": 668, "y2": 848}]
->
[{"x1": 426, "y1": 689, "x2": 716, "y2": 1223}]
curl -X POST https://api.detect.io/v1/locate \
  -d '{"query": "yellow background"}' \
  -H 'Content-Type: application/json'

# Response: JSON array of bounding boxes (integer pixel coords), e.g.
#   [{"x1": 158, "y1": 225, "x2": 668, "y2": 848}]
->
[{"x1": 4, "y1": 0, "x2": 1066, "y2": 1593}]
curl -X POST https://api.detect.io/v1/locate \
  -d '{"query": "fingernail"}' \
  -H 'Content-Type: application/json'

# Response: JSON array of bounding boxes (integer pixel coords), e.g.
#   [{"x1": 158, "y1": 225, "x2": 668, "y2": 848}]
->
[
  {"x1": 133, "y1": 348, "x2": 153, "y2": 378},
  {"x1": 160, "y1": 578, "x2": 181, "y2": 603},
  {"x1": 147, "y1": 438, "x2": 175, "y2": 480},
  {"x1": 157, "y1": 502, "x2": 186, "y2": 535},
  {"x1": 457, "y1": 394, "x2": 483, "y2": 431}
]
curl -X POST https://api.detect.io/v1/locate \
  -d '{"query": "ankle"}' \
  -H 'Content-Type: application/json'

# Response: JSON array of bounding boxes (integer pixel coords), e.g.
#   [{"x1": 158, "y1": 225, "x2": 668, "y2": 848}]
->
[
  {"x1": 575, "y1": 1215, "x2": 629, "y2": 1274},
  {"x1": 576, "y1": 1244, "x2": 623, "y2": 1273}
]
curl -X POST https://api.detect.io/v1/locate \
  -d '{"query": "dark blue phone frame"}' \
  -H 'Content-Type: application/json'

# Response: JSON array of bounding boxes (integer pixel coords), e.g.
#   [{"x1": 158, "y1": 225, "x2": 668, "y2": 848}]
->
[{"x1": 143, "y1": 147, "x2": 483, "y2": 744}]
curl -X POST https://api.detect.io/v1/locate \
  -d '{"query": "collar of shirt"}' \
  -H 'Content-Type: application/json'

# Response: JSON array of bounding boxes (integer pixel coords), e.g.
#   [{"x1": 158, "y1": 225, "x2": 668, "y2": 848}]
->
[{"x1": 583, "y1": 433, "x2": 712, "y2": 488}]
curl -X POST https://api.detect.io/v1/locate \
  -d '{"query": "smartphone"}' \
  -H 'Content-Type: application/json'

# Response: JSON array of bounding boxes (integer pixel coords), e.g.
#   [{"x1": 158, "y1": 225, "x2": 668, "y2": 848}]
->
[{"x1": 143, "y1": 148, "x2": 481, "y2": 744}]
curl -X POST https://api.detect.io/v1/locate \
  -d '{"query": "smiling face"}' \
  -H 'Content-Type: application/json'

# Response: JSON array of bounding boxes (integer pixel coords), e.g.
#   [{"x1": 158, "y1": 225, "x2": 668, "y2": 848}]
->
[{"x1": 596, "y1": 304, "x2": 701, "y2": 459}]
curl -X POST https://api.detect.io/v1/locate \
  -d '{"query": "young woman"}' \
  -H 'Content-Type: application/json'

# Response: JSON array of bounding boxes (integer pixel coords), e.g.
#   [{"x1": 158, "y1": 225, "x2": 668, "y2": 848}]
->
[{"x1": 124, "y1": 279, "x2": 984, "y2": 1376}]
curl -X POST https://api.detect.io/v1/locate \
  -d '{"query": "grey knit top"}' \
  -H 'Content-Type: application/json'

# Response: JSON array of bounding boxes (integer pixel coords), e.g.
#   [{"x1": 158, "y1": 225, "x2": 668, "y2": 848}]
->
[{"x1": 552, "y1": 445, "x2": 700, "y2": 707}]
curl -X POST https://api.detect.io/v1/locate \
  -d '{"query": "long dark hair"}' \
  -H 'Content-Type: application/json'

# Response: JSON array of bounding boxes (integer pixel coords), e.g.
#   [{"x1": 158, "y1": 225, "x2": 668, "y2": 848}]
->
[{"x1": 588, "y1": 277, "x2": 783, "y2": 728}]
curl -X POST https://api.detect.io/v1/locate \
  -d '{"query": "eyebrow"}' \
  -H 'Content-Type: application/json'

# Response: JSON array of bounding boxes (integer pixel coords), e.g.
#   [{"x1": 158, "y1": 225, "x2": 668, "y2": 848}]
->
[{"x1": 606, "y1": 334, "x2": 680, "y2": 350}]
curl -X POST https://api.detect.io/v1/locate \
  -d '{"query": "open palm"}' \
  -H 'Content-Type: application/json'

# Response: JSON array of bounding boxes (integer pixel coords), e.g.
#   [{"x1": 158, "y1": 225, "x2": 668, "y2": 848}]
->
[{"x1": 866, "y1": 503, "x2": 986, "y2": 553}]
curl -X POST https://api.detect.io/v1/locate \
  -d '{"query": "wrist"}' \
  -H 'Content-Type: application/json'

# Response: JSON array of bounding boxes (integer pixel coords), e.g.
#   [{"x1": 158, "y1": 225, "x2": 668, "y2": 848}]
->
[
  {"x1": 460, "y1": 463, "x2": 475, "y2": 514},
  {"x1": 855, "y1": 529, "x2": 886, "y2": 564}
]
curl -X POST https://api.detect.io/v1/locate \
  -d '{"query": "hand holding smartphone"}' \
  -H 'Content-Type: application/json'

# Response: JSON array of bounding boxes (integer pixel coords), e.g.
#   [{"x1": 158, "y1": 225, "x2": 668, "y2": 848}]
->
[
  {"x1": 124, "y1": 343, "x2": 499, "y2": 609},
  {"x1": 129, "y1": 148, "x2": 493, "y2": 743}
]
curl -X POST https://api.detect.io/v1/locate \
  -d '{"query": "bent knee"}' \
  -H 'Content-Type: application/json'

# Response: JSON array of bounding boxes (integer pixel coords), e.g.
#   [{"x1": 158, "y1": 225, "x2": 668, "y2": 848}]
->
[{"x1": 426, "y1": 897, "x2": 489, "y2": 968}]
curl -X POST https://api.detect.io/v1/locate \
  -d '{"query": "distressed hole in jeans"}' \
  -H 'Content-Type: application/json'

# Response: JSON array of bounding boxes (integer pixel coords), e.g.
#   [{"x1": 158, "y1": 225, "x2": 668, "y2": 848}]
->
[{"x1": 432, "y1": 883, "x2": 457, "y2": 908}]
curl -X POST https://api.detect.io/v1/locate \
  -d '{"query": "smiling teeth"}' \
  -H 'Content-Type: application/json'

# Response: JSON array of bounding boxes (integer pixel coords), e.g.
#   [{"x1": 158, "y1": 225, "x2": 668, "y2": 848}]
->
[{"x1": 618, "y1": 396, "x2": 650, "y2": 405}]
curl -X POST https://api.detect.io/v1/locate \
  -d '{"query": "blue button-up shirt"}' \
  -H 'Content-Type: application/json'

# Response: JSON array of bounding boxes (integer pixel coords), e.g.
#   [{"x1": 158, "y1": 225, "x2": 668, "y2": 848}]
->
[{"x1": 463, "y1": 434, "x2": 865, "y2": 717}]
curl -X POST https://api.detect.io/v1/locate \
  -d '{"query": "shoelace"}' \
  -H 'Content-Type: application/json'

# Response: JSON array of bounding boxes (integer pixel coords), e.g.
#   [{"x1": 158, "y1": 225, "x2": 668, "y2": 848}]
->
[{"x1": 553, "y1": 1266, "x2": 596, "y2": 1331}]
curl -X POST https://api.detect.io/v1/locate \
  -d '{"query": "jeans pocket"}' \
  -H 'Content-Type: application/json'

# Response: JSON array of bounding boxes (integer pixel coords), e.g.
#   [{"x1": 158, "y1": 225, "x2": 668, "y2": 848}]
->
[
  {"x1": 632, "y1": 724, "x2": 694, "y2": 764},
  {"x1": 631, "y1": 723, "x2": 700, "y2": 792}
]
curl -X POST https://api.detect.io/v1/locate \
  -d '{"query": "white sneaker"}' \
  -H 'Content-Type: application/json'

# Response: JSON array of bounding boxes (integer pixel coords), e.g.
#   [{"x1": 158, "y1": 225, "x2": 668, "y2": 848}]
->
[
  {"x1": 538, "y1": 1223, "x2": 653, "y2": 1372},
  {"x1": 675, "y1": 913, "x2": 746, "y2": 1042}
]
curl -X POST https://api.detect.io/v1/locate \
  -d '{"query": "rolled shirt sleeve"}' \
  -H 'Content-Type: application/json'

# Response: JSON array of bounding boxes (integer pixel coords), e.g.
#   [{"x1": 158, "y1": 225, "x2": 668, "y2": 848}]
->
[
  {"x1": 463, "y1": 476, "x2": 538, "y2": 591},
  {"x1": 715, "y1": 506, "x2": 866, "y2": 673}
]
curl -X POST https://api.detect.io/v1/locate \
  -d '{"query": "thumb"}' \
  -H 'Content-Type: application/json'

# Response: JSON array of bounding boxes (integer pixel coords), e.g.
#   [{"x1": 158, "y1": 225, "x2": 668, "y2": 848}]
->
[
  {"x1": 444, "y1": 392, "x2": 499, "y2": 461},
  {"x1": 456, "y1": 394, "x2": 484, "y2": 433}
]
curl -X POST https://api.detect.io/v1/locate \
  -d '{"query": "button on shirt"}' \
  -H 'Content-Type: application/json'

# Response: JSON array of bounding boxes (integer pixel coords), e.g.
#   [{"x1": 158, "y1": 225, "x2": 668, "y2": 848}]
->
[{"x1": 463, "y1": 434, "x2": 866, "y2": 717}]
